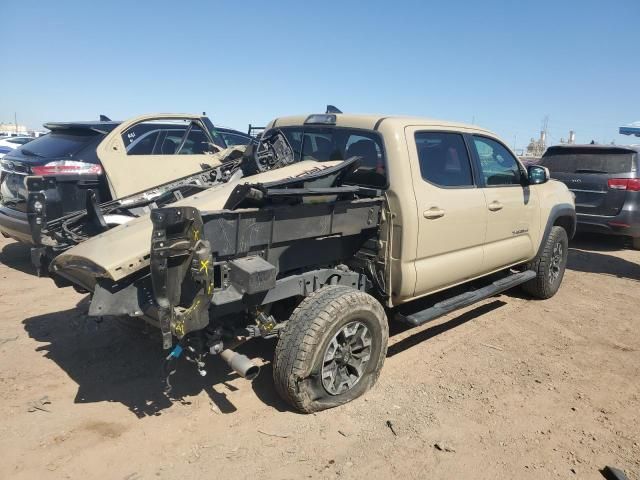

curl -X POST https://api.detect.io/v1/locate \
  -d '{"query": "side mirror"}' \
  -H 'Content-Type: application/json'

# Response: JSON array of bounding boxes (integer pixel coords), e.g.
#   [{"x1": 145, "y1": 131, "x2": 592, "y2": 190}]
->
[{"x1": 527, "y1": 165, "x2": 549, "y2": 185}]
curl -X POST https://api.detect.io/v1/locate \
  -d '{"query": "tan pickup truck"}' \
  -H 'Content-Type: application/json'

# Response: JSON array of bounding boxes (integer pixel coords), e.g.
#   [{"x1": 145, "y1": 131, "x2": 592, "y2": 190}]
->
[{"x1": 50, "y1": 113, "x2": 576, "y2": 412}]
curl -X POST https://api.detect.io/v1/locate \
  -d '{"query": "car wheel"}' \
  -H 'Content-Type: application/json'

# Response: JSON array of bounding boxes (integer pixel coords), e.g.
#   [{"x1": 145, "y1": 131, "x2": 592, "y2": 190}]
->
[
  {"x1": 632, "y1": 237, "x2": 640, "y2": 250},
  {"x1": 522, "y1": 226, "x2": 569, "y2": 299},
  {"x1": 273, "y1": 285, "x2": 388, "y2": 413}
]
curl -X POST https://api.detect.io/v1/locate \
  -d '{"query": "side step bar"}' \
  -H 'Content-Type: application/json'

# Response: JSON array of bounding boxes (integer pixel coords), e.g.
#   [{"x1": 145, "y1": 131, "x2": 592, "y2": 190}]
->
[{"x1": 396, "y1": 270, "x2": 536, "y2": 327}]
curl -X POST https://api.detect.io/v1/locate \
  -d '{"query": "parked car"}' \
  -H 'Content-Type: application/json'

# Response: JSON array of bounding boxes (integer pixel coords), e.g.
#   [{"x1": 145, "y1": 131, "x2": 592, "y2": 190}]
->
[
  {"x1": 540, "y1": 144, "x2": 640, "y2": 249},
  {"x1": 0, "y1": 114, "x2": 231, "y2": 246},
  {"x1": 49, "y1": 112, "x2": 576, "y2": 412},
  {"x1": 0, "y1": 136, "x2": 34, "y2": 158}
]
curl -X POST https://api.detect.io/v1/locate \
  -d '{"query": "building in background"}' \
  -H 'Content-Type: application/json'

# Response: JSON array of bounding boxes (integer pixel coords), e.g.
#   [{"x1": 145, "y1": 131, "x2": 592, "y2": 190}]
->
[
  {"x1": 0, "y1": 122, "x2": 46, "y2": 137},
  {"x1": 0, "y1": 122, "x2": 29, "y2": 136},
  {"x1": 520, "y1": 128, "x2": 576, "y2": 166}
]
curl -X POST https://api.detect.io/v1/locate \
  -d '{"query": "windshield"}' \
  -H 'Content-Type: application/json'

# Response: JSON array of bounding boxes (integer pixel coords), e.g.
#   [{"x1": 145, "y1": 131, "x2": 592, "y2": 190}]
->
[{"x1": 277, "y1": 126, "x2": 387, "y2": 188}]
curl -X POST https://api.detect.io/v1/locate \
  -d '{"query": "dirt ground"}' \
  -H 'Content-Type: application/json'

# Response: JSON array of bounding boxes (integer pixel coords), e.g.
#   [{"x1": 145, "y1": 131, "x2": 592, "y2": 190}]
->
[{"x1": 0, "y1": 233, "x2": 638, "y2": 480}]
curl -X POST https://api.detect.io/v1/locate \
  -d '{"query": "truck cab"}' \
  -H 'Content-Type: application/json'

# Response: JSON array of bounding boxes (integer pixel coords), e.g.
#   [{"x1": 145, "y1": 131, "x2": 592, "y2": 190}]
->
[{"x1": 267, "y1": 114, "x2": 575, "y2": 305}]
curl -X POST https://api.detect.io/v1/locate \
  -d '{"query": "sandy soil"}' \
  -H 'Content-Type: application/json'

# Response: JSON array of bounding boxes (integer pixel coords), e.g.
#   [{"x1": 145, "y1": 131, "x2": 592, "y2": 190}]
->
[{"x1": 0, "y1": 233, "x2": 638, "y2": 480}]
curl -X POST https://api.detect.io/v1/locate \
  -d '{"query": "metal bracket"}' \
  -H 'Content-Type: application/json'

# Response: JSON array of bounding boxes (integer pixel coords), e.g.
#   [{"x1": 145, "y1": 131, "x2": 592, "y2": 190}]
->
[{"x1": 150, "y1": 207, "x2": 213, "y2": 349}]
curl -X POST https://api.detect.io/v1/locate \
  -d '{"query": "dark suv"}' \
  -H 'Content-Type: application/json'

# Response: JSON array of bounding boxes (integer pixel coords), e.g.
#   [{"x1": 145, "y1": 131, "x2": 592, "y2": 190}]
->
[{"x1": 540, "y1": 144, "x2": 640, "y2": 249}]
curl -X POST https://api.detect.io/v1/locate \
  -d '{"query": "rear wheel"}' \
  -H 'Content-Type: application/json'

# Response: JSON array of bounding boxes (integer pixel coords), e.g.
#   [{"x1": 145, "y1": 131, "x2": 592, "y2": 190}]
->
[
  {"x1": 522, "y1": 226, "x2": 568, "y2": 299},
  {"x1": 273, "y1": 285, "x2": 388, "y2": 413},
  {"x1": 632, "y1": 237, "x2": 640, "y2": 251}
]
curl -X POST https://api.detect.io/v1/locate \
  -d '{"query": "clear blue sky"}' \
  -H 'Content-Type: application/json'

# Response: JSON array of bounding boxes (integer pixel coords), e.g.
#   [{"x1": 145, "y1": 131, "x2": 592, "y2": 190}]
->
[{"x1": 1, "y1": 0, "x2": 638, "y2": 150}]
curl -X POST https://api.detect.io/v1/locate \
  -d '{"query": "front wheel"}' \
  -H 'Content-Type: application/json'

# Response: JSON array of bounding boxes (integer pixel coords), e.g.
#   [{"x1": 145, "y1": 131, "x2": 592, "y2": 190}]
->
[
  {"x1": 273, "y1": 285, "x2": 388, "y2": 413},
  {"x1": 522, "y1": 226, "x2": 569, "y2": 299}
]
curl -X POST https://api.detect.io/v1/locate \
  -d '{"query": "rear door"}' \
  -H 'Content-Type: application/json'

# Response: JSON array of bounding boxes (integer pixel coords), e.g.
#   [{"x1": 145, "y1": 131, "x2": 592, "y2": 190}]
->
[
  {"x1": 541, "y1": 147, "x2": 636, "y2": 216},
  {"x1": 97, "y1": 115, "x2": 225, "y2": 198}
]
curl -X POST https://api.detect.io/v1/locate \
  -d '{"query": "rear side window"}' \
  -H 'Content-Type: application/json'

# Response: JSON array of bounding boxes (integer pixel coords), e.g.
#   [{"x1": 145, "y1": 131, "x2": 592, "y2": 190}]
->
[
  {"x1": 415, "y1": 132, "x2": 473, "y2": 187},
  {"x1": 12, "y1": 130, "x2": 100, "y2": 159},
  {"x1": 541, "y1": 148, "x2": 635, "y2": 174}
]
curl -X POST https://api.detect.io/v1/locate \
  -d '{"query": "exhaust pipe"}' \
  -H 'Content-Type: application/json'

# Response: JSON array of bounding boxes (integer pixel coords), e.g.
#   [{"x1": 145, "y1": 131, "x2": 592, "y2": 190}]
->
[{"x1": 220, "y1": 349, "x2": 260, "y2": 380}]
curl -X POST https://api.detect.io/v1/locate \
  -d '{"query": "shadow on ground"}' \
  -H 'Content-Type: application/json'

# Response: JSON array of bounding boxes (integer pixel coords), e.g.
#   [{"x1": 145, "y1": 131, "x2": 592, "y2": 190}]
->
[
  {"x1": 23, "y1": 297, "x2": 506, "y2": 417},
  {"x1": 22, "y1": 299, "x2": 289, "y2": 417},
  {"x1": 568, "y1": 233, "x2": 640, "y2": 282},
  {"x1": 570, "y1": 232, "x2": 632, "y2": 252},
  {"x1": 387, "y1": 300, "x2": 506, "y2": 357},
  {"x1": 0, "y1": 241, "x2": 36, "y2": 275}
]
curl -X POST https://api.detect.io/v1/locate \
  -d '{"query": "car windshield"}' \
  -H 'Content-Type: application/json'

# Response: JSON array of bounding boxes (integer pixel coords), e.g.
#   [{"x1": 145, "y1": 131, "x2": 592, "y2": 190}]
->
[
  {"x1": 14, "y1": 130, "x2": 100, "y2": 159},
  {"x1": 278, "y1": 126, "x2": 387, "y2": 188},
  {"x1": 541, "y1": 148, "x2": 635, "y2": 174}
]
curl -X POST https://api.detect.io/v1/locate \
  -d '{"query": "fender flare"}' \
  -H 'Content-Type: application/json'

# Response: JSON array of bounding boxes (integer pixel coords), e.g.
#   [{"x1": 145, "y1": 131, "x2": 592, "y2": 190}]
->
[{"x1": 536, "y1": 203, "x2": 576, "y2": 258}]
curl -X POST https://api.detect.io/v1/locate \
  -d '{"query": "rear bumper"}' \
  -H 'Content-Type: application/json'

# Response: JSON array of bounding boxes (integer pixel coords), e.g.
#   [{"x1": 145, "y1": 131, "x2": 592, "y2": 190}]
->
[
  {"x1": 0, "y1": 205, "x2": 33, "y2": 244},
  {"x1": 576, "y1": 204, "x2": 640, "y2": 238}
]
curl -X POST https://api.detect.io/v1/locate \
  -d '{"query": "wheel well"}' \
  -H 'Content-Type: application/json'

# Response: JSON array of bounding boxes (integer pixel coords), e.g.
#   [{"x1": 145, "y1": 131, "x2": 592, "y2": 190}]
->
[{"x1": 554, "y1": 215, "x2": 575, "y2": 239}]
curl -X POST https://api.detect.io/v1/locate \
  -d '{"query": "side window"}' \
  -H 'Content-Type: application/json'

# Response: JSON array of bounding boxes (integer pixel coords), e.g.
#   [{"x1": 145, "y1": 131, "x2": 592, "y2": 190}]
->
[
  {"x1": 159, "y1": 129, "x2": 185, "y2": 155},
  {"x1": 178, "y1": 125, "x2": 210, "y2": 154},
  {"x1": 127, "y1": 131, "x2": 159, "y2": 155},
  {"x1": 415, "y1": 132, "x2": 473, "y2": 187},
  {"x1": 122, "y1": 120, "x2": 208, "y2": 156},
  {"x1": 222, "y1": 133, "x2": 251, "y2": 146},
  {"x1": 473, "y1": 136, "x2": 522, "y2": 186}
]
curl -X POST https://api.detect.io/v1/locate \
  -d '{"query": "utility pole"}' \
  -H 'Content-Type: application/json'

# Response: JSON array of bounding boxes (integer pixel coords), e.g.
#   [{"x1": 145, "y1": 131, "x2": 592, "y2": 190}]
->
[{"x1": 14, "y1": 112, "x2": 18, "y2": 133}]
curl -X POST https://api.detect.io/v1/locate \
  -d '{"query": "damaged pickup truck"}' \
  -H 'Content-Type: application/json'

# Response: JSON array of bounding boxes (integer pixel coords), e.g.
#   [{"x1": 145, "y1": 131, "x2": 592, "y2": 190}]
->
[{"x1": 48, "y1": 113, "x2": 576, "y2": 412}]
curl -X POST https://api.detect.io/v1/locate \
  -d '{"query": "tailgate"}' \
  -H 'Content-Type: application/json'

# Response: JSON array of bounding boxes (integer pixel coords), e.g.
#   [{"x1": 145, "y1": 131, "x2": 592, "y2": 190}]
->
[{"x1": 551, "y1": 171, "x2": 627, "y2": 216}]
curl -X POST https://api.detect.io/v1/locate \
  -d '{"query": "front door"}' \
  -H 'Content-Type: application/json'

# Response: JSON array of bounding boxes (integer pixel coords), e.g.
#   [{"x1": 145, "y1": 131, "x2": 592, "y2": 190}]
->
[
  {"x1": 97, "y1": 115, "x2": 224, "y2": 198},
  {"x1": 470, "y1": 135, "x2": 540, "y2": 272},
  {"x1": 406, "y1": 128, "x2": 487, "y2": 295}
]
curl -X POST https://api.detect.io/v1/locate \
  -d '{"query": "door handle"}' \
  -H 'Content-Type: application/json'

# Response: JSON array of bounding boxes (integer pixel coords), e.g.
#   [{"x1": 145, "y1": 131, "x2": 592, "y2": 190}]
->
[
  {"x1": 423, "y1": 207, "x2": 445, "y2": 219},
  {"x1": 488, "y1": 201, "x2": 503, "y2": 212}
]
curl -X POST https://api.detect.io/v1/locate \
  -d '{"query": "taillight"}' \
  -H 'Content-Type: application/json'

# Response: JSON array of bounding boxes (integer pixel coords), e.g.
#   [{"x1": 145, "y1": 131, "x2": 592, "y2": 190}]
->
[
  {"x1": 31, "y1": 161, "x2": 102, "y2": 176},
  {"x1": 607, "y1": 178, "x2": 640, "y2": 192}
]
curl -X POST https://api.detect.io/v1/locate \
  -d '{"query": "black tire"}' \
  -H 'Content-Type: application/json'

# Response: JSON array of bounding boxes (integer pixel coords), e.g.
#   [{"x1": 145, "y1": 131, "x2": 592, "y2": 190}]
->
[
  {"x1": 273, "y1": 285, "x2": 388, "y2": 413},
  {"x1": 522, "y1": 226, "x2": 569, "y2": 299},
  {"x1": 632, "y1": 237, "x2": 640, "y2": 251}
]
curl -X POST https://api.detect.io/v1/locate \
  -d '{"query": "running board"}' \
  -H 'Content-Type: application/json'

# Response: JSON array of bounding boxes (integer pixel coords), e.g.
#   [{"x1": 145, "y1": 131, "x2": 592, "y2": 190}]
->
[{"x1": 396, "y1": 270, "x2": 536, "y2": 327}]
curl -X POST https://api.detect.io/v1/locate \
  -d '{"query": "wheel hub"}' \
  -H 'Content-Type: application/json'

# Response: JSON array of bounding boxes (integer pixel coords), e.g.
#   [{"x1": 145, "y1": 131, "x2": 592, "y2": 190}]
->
[
  {"x1": 549, "y1": 241, "x2": 564, "y2": 284},
  {"x1": 321, "y1": 321, "x2": 372, "y2": 395}
]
